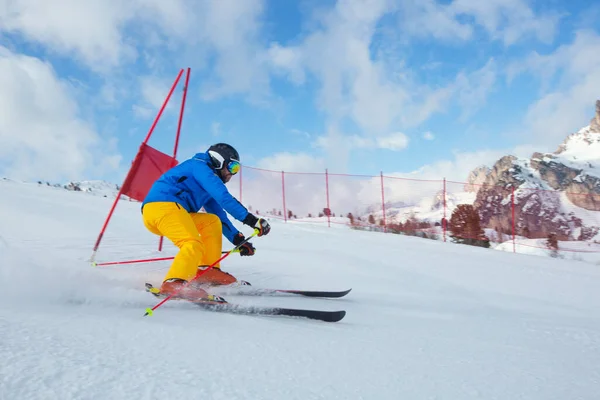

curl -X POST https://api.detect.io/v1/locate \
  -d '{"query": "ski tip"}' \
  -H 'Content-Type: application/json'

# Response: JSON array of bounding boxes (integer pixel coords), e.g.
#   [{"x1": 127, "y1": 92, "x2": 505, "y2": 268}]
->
[{"x1": 329, "y1": 310, "x2": 346, "y2": 322}]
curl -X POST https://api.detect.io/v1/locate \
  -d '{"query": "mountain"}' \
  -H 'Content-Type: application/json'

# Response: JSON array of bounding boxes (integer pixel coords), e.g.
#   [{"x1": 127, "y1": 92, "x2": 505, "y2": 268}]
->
[
  {"x1": 465, "y1": 165, "x2": 492, "y2": 193},
  {"x1": 354, "y1": 100, "x2": 600, "y2": 248},
  {"x1": 471, "y1": 100, "x2": 600, "y2": 240}
]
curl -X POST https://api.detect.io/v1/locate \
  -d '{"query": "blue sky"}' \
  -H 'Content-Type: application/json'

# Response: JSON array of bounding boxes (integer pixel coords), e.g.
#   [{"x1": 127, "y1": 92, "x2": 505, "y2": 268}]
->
[{"x1": 1, "y1": 0, "x2": 599, "y2": 184}]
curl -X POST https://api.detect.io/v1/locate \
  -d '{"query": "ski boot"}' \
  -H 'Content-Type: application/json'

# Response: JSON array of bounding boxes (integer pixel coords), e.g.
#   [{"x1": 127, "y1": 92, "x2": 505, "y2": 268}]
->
[
  {"x1": 159, "y1": 278, "x2": 225, "y2": 302},
  {"x1": 194, "y1": 266, "x2": 251, "y2": 286}
]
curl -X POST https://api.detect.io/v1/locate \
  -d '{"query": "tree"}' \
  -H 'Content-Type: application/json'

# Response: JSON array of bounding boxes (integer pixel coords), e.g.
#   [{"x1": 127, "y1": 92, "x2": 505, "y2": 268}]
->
[
  {"x1": 368, "y1": 214, "x2": 376, "y2": 224},
  {"x1": 546, "y1": 233, "x2": 559, "y2": 258},
  {"x1": 347, "y1": 212, "x2": 355, "y2": 224},
  {"x1": 403, "y1": 216, "x2": 417, "y2": 236},
  {"x1": 288, "y1": 210, "x2": 293, "y2": 219},
  {"x1": 449, "y1": 204, "x2": 490, "y2": 248},
  {"x1": 495, "y1": 226, "x2": 505, "y2": 243},
  {"x1": 323, "y1": 207, "x2": 332, "y2": 217}
]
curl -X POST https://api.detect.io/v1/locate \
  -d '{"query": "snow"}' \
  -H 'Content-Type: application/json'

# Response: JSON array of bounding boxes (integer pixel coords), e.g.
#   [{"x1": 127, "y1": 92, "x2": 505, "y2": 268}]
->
[
  {"x1": 553, "y1": 126, "x2": 600, "y2": 179},
  {"x1": 2, "y1": 179, "x2": 600, "y2": 399},
  {"x1": 357, "y1": 191, "x2": 477, "y2": 226},
  {"x1": 495, "y1": 238, "x2": 600, "y2": 264},
  {"x1": 559, "y1": 191, "x2": 600, "y2": 227}
]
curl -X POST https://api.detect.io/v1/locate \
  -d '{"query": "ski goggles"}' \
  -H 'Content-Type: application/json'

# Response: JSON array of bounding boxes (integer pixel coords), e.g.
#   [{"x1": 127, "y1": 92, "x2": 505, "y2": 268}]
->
[
  {"x1": 227, "y1": 160, "x2": 241, "y2": 175},
  {"x1": 209, "y1": 150, "x2": 241, "y2": 175}
]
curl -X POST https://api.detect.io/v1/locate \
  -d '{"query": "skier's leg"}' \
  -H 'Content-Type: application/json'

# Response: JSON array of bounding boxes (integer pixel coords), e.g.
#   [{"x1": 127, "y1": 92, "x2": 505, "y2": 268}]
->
[
  {"x1": 189, "y1": 212, "x2": 223, "y2": 268},
  {"x1": 190, "y1": 212, "x2": 237, "y2": 285},
  {"x1": 142, "y1": 202, "x2": 205, "y2": 282}
]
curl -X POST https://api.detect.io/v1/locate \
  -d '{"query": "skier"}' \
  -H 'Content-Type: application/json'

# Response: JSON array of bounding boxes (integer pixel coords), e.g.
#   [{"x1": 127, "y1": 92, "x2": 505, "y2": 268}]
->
[{"x1": 141, "y1": 143, "x2": 271, "y2": 301}]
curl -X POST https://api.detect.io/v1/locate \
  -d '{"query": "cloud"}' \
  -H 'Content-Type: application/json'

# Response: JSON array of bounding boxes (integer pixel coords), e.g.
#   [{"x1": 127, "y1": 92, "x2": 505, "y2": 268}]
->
[
  {"x1": 0, "y1": 0, "x2": 271, "y2": 102},
  {"x1": 195, "y1": 0, "x2": 271, "y2": 102},
  {"x1": 0, "y1": 0, "x2": 138, "y2": 72},
  {"x1": 256, "y1": 152, "x2": 326, "y2": 173},
  {"x1": 268, "y1": 43, "x2": 305, "y2": 84},
  {"x1": 0, "y1": 0, "x2": 274, "y2": 181},
  {"x1": 398, "y1": 0, "x2": 560, "y2": 46},
  {"x1": 266, "y1": 1, "x2": 503, "y2": 175},
  {"x1": 0, "y1": 46, "x2": 117, "y2": 181},
  {"x1": 453, "y1": 58, "x2": 497, "y2": 121},
  {"x1": 266, "y1": 0, "x2": 405, "y2": 134},
  {"x1": 238, "y1": 152, "x2": 328, "y2": 216},
  {"x1": 314, "y1": 132, "x2": 409, "y2": 151},
  {"x1": 423, "y1": 131, "x2": 435, "y2": 140},
  {"x1": 211, "y1": 122, "x2": 221, "y2": 137},
  {"x1": 132, "y1": 75, "x2": 179, "y2": 119},
  {"x1": 509, "y1": 30, "x2": 600, "y2": 149},
  {"x1": 376, "y1": 132, "x2": 410, "y2": 150},
  {"x1": 403, "y1": 148, "x2": 509, "y2": 182},
  {"x1": 290, "y1": 128, "x2": 311, "y2": 139},
  {"x1": 397, "y1": 0, "x2": 473, "y2": 42},
  {"x1": 450, "y1": 0, "x2": 561, "y2": 46}
]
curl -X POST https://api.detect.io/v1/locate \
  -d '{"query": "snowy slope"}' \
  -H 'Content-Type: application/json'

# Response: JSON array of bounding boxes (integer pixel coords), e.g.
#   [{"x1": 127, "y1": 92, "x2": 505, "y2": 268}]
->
[
  {"x1": 554, "y1": 125, "x2": 600, "y2": 178},
  {"x1": 1, "y1": 180, "x2": 600, "y2": 400}
]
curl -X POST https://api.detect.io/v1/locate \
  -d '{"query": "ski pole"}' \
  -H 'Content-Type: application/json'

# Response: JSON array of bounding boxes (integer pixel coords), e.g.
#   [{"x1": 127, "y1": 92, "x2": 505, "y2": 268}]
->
[
  {"x1": 144, "y1": 229, "x2": 259, "y2": 316},
  {"x1": 222, "y1": 249, "x2": 241, "y2": 254}
]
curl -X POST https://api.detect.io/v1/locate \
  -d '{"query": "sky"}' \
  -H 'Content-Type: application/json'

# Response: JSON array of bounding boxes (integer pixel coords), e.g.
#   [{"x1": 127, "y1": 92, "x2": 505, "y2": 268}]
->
[{"x1": 0, "y1": 0, "x2": 599, "y2": 185}]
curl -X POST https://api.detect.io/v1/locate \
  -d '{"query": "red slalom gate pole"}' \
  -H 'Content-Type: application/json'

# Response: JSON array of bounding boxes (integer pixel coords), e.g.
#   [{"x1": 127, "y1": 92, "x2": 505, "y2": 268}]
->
[
  {"x1": 159, "y1": 67, "x2": 190, "y2": 253},
  {"x1": 512, "y1": 187, "x2": 516, "y2": 253},
  {"x1": 443, "y1": 178, "x2": 447, "y2": 242},
  {"x1": 90, "y1": 69, "x2": 184, "y2": 264},
  {"x1": 380, "y1": 172, "x2": 386, "y2": 232},
  {"x1": 144, "y1": 230, "x2": 259, "y2": 316},
  {"x1": 325, "y1": 169, "x2": 331, "y2": 228},
  {"x1": 281, "y1": 171, "x2": 287, "y2": 223},
  {"x1": 95, "y1": 248, "x2": 240, "y2": 267},
  {"x1": 96, "y1": 256, "x2": 174, "y2": 267}
]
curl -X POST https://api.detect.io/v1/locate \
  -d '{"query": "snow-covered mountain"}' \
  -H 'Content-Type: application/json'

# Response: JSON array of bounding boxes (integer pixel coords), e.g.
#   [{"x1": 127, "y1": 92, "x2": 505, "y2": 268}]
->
[
  {"x1": 357, "y1": 100, "x2": 600, "y2": 245},
  {"x1": 63, "y1": 180, "x2": 124, "y2": 197},
  {"x1": 3, "y1": 178, "x2": 134, "y2": 201},
  {"x1": 472, "y1": 100, "x2": 600, "y2": 240}
]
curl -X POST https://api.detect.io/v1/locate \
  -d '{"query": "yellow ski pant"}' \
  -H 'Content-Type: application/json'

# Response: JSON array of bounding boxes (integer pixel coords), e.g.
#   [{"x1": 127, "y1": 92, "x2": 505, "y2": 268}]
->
[{"x1": 142, "y1": 202, "x2": 223, "y2": 282}]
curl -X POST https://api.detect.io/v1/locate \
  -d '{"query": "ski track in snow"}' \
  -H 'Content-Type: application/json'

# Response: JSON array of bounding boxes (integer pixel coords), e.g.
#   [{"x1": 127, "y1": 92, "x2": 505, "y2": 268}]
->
[{"x1": 1, "y1": 180, "x2": 600, "y2": 399}]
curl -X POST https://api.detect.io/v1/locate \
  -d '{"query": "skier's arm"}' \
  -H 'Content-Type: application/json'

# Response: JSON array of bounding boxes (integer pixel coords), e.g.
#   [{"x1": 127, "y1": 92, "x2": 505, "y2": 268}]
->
[
  {"x1": 203, "y1": 197, "x2": 239, "y2": 244},
  {"x1": 193, "y1": 163, "x2": 249, "y2": 222},
  {"x1": 193, "y1": 160, "x2": 270, "y2": 237}
]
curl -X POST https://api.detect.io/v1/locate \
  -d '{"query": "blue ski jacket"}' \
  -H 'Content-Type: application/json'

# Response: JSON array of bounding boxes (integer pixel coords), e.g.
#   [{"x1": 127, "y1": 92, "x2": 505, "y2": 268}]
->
[{"x1": 142, "y1": 151, "x2": 249, "y2": 244}]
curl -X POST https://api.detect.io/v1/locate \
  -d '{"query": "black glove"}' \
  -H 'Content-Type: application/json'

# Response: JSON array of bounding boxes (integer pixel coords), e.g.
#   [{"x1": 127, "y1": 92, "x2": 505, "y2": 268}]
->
[
  {"x1": 233, "y1": 233, "x2": 255, "y2": 256},
  {"x1": 242, "y1": 214, "x2": 271, "y2": 237}
]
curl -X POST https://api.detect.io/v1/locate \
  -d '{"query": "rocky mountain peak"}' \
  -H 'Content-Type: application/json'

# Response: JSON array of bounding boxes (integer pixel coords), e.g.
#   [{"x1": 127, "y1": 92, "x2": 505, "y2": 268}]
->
[
  {"x1": 463, "y1": 100, "x2": 600, "y2": 240},
  {"x1": 464, "y1": 165, "x2": 490, "y2": 192}
]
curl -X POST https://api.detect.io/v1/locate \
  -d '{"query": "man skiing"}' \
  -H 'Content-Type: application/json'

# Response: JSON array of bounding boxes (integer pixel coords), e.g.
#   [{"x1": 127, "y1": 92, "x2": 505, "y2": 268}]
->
[{"x1": 141, "y1": 143, "x2": 271, "y2": 301}]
